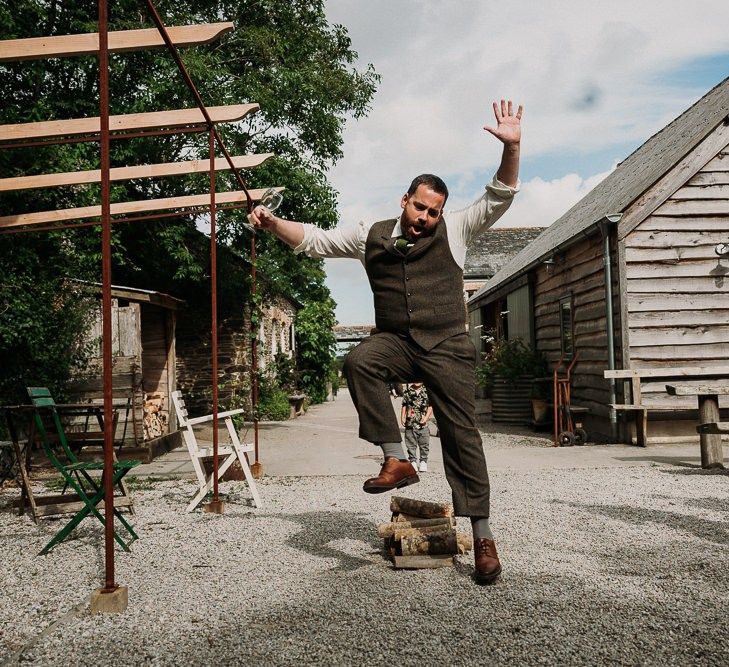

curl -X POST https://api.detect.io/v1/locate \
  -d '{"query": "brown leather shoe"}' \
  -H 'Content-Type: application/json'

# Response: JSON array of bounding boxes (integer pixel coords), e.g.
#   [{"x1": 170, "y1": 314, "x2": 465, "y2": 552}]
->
[
  {"x1": 363, "y1": 457, "x2": 419, "y2": 494},
  {"x1": 474, "y1": 538, "x2": 502, "y2": 584}
]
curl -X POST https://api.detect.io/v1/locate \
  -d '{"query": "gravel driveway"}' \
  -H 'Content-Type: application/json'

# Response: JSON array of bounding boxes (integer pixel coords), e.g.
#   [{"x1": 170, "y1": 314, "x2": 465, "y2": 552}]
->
[{"x1": 1, "y1": 440, "x2": 728, "y2": 666}]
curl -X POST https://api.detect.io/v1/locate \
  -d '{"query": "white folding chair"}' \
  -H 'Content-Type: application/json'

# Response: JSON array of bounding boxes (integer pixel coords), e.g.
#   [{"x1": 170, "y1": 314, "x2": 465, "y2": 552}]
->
[{"x1": 170, "y1": 391, "x2": 262, "y2": 511}]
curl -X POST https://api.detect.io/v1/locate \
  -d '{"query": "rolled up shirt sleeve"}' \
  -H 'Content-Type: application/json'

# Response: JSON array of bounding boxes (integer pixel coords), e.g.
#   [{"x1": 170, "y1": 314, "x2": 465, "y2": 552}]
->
[
  {"x1": 293, "y1": 220, "x2": 369, "y2": 261},
  {"x1": 448, "y1": 175, "x2": 520, "y2": 249}
]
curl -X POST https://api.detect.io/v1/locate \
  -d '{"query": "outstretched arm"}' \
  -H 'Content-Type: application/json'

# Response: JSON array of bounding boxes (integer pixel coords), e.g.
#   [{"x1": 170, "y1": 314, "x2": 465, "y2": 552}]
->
[
  {"x1": 483, "y1": 99, "x2": 522, "y2": 188},
  {"x1": 249, "y1": 206, "x2": 305, "y2": 248},
  {"x1": 249, "y1": 205, "x2": 365, "y2": 260}
]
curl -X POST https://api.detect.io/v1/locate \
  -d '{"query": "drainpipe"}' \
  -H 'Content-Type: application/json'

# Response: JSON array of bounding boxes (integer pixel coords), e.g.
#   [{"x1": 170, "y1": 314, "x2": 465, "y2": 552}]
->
[{"x1": 598, "y1": 214, "x2": 622, "y2": 440}]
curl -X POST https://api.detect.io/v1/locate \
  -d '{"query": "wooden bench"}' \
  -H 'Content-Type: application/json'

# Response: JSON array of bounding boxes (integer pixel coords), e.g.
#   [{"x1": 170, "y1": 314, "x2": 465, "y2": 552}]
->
[
  {"x1": 288, "y1": 394, "x2": 306, "y2": 419},
  {"x1": 604, "y1": 366, "x2": 729, "y2": 447},
  {"x1": 666, "y1": 383, "x2": 728, "y2": 469}
]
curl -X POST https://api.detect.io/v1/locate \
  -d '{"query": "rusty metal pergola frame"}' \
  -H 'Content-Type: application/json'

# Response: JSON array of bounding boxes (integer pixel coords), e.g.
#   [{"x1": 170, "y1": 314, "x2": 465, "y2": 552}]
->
[{"x1": 0, "y1": 0, "x2": 271, "y2": 598}]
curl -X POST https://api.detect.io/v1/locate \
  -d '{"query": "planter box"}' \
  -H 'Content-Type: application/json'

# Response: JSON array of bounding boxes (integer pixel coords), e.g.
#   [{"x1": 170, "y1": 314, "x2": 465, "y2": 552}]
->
[{"x1": 491, "y1": 375, "x2": 533, "y2": 425}]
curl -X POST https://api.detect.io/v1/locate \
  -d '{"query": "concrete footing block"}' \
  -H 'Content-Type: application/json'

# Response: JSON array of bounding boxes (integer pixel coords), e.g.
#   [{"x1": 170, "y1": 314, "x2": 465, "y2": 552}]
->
[
  {"x1": 203, "y1": 500, "x2": 225, "y2": 514},
  {"x1": 90, "y1": 586, "x2": 128, "y2": 614}
]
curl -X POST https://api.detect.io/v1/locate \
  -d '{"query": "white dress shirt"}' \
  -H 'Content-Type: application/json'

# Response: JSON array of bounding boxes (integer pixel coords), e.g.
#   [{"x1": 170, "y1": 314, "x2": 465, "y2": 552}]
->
[{"x1": 293, "y1": 175, "x2": 519, "y2": 268}]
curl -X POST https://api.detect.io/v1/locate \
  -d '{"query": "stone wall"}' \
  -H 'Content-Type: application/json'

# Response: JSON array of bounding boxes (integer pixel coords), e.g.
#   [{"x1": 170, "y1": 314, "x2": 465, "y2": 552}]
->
[{"x1": 175, "y1": 294, "x2": 298, "y2": 417}]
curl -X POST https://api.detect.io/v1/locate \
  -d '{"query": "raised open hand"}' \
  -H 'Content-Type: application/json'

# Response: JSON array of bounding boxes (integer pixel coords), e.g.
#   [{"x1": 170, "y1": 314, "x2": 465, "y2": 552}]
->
[{"x1": 483, "y1": 99, "x2": 523, "y2": 145}]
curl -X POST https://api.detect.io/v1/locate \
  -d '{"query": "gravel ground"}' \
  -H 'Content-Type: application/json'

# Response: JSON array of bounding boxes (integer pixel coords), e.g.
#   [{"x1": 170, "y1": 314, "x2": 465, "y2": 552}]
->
[{"x1": 1, "y1": 449, "x2": 728, "y2": 666}]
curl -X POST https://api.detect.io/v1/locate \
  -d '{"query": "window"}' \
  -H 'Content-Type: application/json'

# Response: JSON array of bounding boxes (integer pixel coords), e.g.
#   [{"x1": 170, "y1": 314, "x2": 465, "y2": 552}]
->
[{"x1": 559, "y1": 296, "x2": 573, "y2": 357}]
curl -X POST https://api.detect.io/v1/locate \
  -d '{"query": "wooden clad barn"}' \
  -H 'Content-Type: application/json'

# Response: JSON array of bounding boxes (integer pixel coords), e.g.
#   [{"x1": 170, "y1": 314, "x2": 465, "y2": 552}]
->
[
  {"x1": 468, "y1": 76, "x2": 729, "y2": 443},
  {"x1": 71, "y1": 284, "x2": 181, "y2": 455}
]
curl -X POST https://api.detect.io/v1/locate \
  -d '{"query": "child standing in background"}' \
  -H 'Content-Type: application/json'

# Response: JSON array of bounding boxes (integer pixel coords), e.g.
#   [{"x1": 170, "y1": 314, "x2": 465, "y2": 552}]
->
[{"x1": 401, "y1": 382, "x2": 433, "y2": 472}]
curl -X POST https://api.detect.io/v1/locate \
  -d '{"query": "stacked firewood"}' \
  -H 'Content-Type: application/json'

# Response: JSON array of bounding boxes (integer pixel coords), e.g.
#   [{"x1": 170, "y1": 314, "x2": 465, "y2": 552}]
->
[
  {"x1": 142, "y1": 392, "x2": 167, "y2": 440},
  {"x1": 379, "y1": 496, "x2": 472, "y2": 569}
]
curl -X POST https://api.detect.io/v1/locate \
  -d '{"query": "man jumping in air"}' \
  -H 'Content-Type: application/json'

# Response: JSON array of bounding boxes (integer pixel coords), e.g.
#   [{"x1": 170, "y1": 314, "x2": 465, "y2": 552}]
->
[{"x1": 250, "y1": 100, "x2": 522, "y2": 584}]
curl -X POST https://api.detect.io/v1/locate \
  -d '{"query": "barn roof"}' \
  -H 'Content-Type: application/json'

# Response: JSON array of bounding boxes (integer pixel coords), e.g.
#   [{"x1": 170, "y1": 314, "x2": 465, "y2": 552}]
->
[
  {"x1": 464, "y1": 227, "x2": 544, "y2": 279},
  {"x1": 470, "y1": 75, "x2": 729, "y2": 304}
]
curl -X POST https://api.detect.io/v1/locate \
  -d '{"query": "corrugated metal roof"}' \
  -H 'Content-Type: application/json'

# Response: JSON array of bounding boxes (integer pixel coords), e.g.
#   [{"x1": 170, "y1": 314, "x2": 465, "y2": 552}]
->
[{"x1": 470, "y1": 75, "x2": 729, "y2": 304}]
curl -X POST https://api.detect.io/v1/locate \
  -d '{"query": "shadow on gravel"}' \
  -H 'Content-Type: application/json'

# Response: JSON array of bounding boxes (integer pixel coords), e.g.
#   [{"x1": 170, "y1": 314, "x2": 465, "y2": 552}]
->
[
  {"x1": 613, "y1": 455, "x2": 702, "y2": 468},
  {"x1": 262, "y1": 509, "x2": 380, "y2": 572},
  {"x1": 556, "y1": 500, "x2": 729, "y2": 546},
  {"x1": 662, "y1": 466, "x2": 729, "y2": 477},
  {"x1": 685, "y1": 496, "x2": 729, "y2": 513}
]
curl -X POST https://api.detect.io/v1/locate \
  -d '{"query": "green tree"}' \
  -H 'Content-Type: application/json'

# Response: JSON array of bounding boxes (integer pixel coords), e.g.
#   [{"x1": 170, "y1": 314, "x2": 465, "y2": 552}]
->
[
  {"x1": 295, "y1": 298, "x2": 337, "y2": 403},
  {"x1": 0, "y1": 0, "x2": 378, "y2": 406}
]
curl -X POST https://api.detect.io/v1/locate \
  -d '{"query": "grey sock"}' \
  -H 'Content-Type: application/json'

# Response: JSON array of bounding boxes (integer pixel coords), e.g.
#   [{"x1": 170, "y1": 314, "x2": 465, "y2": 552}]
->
[
  {"x1": 471, "y1": 517, "x2": 494, "y2": 541},
  {"x1": 378, "y1": 441, "x2": 405, "y2": 460}
]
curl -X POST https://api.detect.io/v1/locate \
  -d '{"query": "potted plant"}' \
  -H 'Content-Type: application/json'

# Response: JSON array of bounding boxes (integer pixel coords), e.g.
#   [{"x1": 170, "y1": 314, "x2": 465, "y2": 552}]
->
[
  {"x1": 530, "y1": 376, "x2": 552, "y2": 426},
  {"x1": 476, "y1": 333, "x2": 549, "y2": 425}
]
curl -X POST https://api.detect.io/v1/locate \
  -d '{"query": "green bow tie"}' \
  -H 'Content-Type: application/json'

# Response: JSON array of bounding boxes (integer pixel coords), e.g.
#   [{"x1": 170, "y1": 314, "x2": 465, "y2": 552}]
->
[{"x1": 394, "y1": 235, "x2": 412, "y2": 252}]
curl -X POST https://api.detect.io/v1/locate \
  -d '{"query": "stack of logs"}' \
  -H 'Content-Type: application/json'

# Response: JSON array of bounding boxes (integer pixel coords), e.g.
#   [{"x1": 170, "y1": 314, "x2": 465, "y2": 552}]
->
[{"x1": 379, "y1": 496, "x2": 472, "y2": 569}]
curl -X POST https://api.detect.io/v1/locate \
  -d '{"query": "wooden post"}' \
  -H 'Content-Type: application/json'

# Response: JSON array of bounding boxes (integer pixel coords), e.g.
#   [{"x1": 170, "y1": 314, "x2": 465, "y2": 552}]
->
[
  {"x1": 698, "y1": 394, "x2": 724, "y2": 469},
  {"x1": 635, "y1": 408, "x2": 648, "y2": 448}
]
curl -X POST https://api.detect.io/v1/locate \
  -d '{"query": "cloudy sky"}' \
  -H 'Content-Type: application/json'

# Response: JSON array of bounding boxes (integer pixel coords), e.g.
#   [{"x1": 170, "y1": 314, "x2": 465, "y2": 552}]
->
[{"x1": 321, "y1": 0, "x2": 729, "y2": 325}]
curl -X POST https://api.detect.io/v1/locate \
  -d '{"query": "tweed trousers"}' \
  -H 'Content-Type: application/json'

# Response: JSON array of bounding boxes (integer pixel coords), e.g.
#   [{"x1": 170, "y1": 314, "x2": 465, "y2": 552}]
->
[{"x1": 343, "y1": 331, "x2": 490, "y2": 517}]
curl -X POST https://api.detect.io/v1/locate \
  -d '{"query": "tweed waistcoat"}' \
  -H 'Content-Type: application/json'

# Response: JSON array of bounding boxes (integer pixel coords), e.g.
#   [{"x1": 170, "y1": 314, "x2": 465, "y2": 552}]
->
[{"x1": 364, "y1": 218, "x2": 466, "y2": 351}]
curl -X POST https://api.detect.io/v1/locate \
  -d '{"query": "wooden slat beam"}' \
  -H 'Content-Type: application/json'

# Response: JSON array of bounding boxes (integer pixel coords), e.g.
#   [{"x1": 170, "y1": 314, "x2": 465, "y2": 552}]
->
[
  {"x1": 605, "y1": 367, "x2": 729, "y2": 379},
  {"x1": 0, "y1": 104, "x2": 258, "y2": 142},
  {"x1": 0, "y1": 23, "x2": 234, "y2": 62},
  {"x1": 0, "y1": 187, "x2": 283, "y2": 229},
  {"x1": 666, "y1": 384, "x2": 729, "y2": 397},
  {"x1": 0, "y1": 153, "x2": 274, "y2": 192}
]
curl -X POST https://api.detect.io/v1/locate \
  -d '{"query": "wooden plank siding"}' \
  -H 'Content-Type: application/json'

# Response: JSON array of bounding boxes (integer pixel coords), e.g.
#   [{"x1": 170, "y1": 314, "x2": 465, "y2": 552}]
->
[
  {"x1": 69, "y1": 299, "x2": 144, "y2": 446},
  {"x1": 623, "y1": 144, "x2": 729, "y2": 427},
  {"x1": 532, "y1": 233, "x2": 621, "y2": 432}
]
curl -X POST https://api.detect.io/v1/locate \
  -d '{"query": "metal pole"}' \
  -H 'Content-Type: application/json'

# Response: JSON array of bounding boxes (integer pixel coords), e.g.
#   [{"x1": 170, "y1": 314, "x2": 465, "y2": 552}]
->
[
  {"x1": 251, "y1": 233, "x2": 260, "y2": 475},
  {"x1": 599, "y1": 216, "x2": 622, "y2": 440},
  {"x1": 98, "y1": 0, "x2": 115, "y2": 592},
  {"x1": 209, "y1": 128, "x2": 220, "y2": 505},
  {"x1": 141, "y1": 0, "x2": 254, "y2": 216}
]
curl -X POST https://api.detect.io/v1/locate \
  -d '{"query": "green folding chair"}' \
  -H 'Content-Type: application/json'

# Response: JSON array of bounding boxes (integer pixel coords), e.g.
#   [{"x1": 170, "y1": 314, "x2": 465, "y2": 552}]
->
[{"x1": 27, "y1": 387, "x2": 140, "y2": 555}]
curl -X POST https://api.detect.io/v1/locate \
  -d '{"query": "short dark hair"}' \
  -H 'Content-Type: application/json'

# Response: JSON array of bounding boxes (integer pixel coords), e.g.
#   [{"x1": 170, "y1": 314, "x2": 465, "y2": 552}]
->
[{"x1": 407, "y1": 174, "x2": 449, "y2": 203}]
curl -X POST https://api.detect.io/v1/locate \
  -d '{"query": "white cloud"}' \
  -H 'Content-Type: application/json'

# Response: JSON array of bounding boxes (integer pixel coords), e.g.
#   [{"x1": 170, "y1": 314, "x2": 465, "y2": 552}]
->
[
  {"x1": 321, "y1": 0, "x2": 729, "y2": 322},
  {"x1": 497, "y1": 167, "x2": 615, "y2": 228}
]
